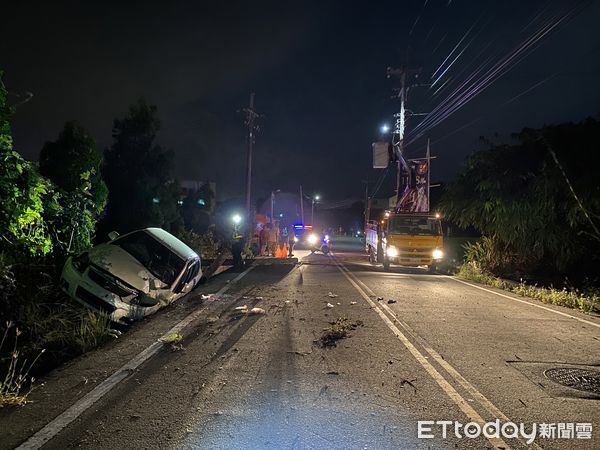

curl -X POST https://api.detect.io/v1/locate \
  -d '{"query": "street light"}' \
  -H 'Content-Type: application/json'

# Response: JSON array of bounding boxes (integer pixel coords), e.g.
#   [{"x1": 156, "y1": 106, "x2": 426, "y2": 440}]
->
[
  {"x1": 311, "y1": 194, "x2": 321, "y2": 226},
  {"x1": 380, "y1": 124, "x2": 390, "y2": 134},
  {"x1": 232, "y1": 214, "x2": 242, "y2": 225}
]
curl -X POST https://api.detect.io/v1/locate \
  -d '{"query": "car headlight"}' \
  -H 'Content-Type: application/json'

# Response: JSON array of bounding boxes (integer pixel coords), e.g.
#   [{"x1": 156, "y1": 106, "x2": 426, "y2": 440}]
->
[
  {"x1": 386, "y1": 246, "x2": 398, "y2": 257},
  {"x1": 307, "y1": 233, "x2": 318, "y2": 245},
  {"x1": 432, "y1": 248, "x2": 444, "y2": 260}
]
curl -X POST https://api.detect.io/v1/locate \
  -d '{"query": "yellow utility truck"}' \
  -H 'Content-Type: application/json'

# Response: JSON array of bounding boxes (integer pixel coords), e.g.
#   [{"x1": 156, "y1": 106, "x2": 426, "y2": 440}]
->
[{"x1": 365, "y1": 212, "x2": 443, "y2": 272}]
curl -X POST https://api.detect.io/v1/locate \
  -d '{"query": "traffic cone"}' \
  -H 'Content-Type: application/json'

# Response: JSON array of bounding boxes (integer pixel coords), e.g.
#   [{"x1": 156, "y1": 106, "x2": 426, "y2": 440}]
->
[
  {"x1": 281, "y1": 243, "x2": 288, "y2": 258},
  {"x1": 275, "y1": 245, "x2": 281, "y2": 258}
]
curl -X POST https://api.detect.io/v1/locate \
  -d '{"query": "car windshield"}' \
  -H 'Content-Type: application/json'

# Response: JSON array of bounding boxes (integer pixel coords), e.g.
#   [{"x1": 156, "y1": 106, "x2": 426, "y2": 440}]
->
[
  {"x1": 111, "y1": 231, "x2": 185, "y2": 285},
  {"x1": 388, "y1": 216, "x2": 442, "y2": 236}
]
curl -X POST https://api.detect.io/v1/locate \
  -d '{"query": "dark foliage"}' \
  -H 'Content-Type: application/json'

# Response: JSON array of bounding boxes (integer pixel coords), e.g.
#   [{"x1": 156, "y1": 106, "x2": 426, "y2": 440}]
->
[
  {"x1": 441, "y1": 118, "x2": 600, "y2": 282},
  {"x1": 101, "y1": 98, "x2": 182, "y2": 235}
]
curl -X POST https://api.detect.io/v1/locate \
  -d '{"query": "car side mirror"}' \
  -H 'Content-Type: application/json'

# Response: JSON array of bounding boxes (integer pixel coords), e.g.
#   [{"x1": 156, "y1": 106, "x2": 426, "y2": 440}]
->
[{"x1": 108, "y1": 231, "x2": 120, "y2": 241}]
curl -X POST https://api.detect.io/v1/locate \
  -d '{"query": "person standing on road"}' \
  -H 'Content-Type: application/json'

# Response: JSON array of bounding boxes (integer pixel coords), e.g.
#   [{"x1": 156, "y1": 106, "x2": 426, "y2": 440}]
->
[
  {"x1": 287, "y1": 226, "x2": 296, "y2": 257},
  {"x1": 268, "y1": 223, "x2": 278, "y2": 256},
  {"x1": 259, "y1": 224, "x2": 269, "y2": 256}
]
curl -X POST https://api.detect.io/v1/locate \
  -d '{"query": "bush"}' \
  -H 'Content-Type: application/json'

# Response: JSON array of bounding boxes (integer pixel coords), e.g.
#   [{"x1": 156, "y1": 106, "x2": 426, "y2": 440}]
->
[{"x1": 177, "y1": 227, "x2": 230, "y2": 261}]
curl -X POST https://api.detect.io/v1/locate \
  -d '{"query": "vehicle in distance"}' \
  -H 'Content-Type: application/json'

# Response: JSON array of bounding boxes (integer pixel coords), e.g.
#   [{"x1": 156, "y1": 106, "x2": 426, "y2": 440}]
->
[
  {"x1": 61, "y1": 228, "x2": 202, "y2": 325},
  {"x1": 366, "y1": 213, "x2": 443, "y2": 272}
]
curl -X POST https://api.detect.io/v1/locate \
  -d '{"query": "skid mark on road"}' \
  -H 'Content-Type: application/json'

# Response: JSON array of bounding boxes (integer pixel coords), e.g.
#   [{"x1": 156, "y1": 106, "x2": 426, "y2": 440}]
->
[
  {"x1": 17, "y1": 266, "x2": 255, "y2": 450},
  {"x1": 331, "y1": 255, "x2": 520, "y2": 449}
]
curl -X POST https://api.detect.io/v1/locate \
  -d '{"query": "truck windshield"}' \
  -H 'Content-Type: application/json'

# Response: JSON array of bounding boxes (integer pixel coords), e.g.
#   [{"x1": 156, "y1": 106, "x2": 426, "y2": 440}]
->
[
  {"x1": 111, "y1": 231, "x2": 185, "y2": 285},
  {"x1": 388, "y1": 216, "x2": 441, "y2": 236}
]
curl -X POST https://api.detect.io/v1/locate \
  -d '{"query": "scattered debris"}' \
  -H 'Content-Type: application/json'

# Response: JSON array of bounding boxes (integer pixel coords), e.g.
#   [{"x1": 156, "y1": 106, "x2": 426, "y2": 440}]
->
[
  {"x1": 327, "y1": 292, "x2": 339, "y2": 298},
  {"x1": 285, "y1": 300, "x2": 290, "y2": 304},
  {"x1": 242, "y1": 296, "x2": 250, "y2": 299},
  {"x1": 287, "y1": 350, "x2": 312, "y2": 356},
  {"x1": 518, "y1": 398, "x2": 528, "y2": 407},
  {"x1": 234, "y1": 305, "x2": 248, "y2": 311},
  {"x1": 377, "y1": 296, "x2": 383, "y2": 301},
  {"x1": 255, "y1": 296, "x2": 264, "y2": 300},
  {"x1": 400, "y1": 379, "x2": 417, "y2": 393},
  {"x1": 206, "y1": 316, "x2": 219, "y2": 323},
  {"x1": 159, "y1": 332, "x2": 182, "y2": 344},
  {"x1": 350, "y1": 301, "x2": 357, "y2": 305},
  {"x1": 336, "y1": 302, "x2": 341, "y2": 305},
  {"x1": 387, "y1": 299, "x2": 397, "y2": 304},
  {"x1": 326, "y1": 303, "x2": 335, "y2": 308},
  {"x1": 326, "y1": 371, "x2": 339, "y2": 375},
  {"x1": 201, "y1": 294, "x2": 212, "y2": 300},
  {"x1": 129, "y1": 414, "x2": 142, "y2": 421},
  {"x1": 246, "y1": 307, "x2": 266, "y2": 315},
  {"x1": 319, "y1": 316, "x2": 364, "y2": 347}
]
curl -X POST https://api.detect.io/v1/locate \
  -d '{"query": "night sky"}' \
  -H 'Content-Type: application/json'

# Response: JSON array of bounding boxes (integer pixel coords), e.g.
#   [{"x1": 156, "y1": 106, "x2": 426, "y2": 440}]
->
[{"x1": 2, "y1": 0, "x2": 599, "y2": 202}]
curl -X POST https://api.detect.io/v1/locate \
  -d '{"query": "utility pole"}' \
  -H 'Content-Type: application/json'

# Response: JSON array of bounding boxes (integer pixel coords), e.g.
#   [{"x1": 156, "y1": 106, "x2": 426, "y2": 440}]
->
[
  {"x1": 387, "y1": 66, "x2": 421, "y2": 206},
  {"x1": 241, "y1": 93, "x2": 261, "y2": 232},
  {"x1": 299, "y1": 185, "x2": 305, "y2": 225}
]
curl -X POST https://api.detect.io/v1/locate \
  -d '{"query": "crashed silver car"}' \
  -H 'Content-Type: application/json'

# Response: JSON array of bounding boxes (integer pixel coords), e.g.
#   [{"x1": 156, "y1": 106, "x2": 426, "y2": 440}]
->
[{"x1": 61, "y1": 228, "x2": 202, "y2": 325}]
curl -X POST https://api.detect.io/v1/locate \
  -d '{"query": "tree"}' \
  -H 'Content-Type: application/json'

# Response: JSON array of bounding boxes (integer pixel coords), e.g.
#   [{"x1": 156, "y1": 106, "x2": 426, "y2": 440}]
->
[
  {"x1": 0, "y1": 71, "x2": 53, "y2": 256},
  {"x1": 440, "y1": 118, "x2": 600, "y2": 280},
  {"x1": 39, "y1": 122, "x2": 108, "y2": 254},
  {"x1": 101, "y1": 98, "x2": 181, "y2": 234}
]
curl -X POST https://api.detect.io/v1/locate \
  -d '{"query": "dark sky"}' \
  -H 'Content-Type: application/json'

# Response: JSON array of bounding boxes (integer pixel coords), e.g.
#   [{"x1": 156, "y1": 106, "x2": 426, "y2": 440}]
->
[{"x1": 2, "y1": 0, "x2": 599, "y2": 202}]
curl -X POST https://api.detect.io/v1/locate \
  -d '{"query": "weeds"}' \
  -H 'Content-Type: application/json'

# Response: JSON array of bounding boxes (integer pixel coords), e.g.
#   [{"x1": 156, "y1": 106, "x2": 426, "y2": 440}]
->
[
  {"x1": 320, "y1": 316, "x2": 364, "y2": 347},
  {"x1": 159, "y1": 332, "x2": 184, "y2": 351},
  {"x1": 459, "y1": 263, "x2": 599, "y2": 313},
  {"x1": 0, "y1": 322, "x2": 45, "y2": 408}
]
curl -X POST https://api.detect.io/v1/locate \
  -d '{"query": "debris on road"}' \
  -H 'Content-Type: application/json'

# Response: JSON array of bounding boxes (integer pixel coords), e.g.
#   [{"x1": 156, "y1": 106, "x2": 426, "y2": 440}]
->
[
  {"x1": 327, "y1": 292, "x2": 339, "y2": 298},
  {"x1": 400, "y1": 379, "x2": 417, "y2": 393},
  {"x1": 350, "y1": 301, "x2": 357, "y2": 305},
  {"x1": 255, "y1": 296, "x2": 264, "y2": 300},
  {"x1": 387, "y1": 299, "x2": 397, "y2": 304},
  {"x1": 319, "y1": 316, "x2": 364, "y2": 347},
  {"x1": 377, "y1": 296, "x2": 383, "y2": 301},
  {"x1": 159, "y1": 332, "x2": 184, "y2": 351},
  {"x1": 326, "y1": 302, "x2": 335, "y2": 308},
  {"x1": 246, "y1": 307, "x2": 266, "y2": 315},
  {"x1": 234, "y1": 305, "x2": 248, "y2": 311},
  {"x1": 206, "y1": 316, "x2": 219, "y2": 323}
]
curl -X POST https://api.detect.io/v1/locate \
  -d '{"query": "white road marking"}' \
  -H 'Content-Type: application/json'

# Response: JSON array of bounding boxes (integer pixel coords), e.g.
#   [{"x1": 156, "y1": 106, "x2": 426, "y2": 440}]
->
[
  {"x1": 17, "y1": 266, "x2": 255, "y2": 450},
  {"x1": 447, "y1": 276, "x2": 600, "y2": 329},
  {"x1": 331, "y1": 256, "x2": 511, "y2": 449}
]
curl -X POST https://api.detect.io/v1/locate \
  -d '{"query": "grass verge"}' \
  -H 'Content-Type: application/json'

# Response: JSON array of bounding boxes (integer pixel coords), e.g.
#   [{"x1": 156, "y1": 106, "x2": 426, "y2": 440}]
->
[{"x1": 458, "y1": 263, "x2": 599, "y2": 314}]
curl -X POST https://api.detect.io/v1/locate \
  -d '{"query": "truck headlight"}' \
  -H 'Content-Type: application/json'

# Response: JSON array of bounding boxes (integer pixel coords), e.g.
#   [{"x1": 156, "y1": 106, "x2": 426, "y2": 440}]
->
[
  {"x1": 387, "y1": 246, "x2": 398, "y2": 257},
  {"x1": 432, "y1": 249, "x2": 444, "y2": 260},
  {"x1": 307, "y1": 233, "x2": 318, "y2": 245}
]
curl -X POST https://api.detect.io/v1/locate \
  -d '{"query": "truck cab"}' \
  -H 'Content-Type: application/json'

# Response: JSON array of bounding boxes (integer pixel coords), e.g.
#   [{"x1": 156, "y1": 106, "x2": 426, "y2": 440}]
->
[{"x1": 366, "y1": 213, "x2": 444, "y2": 272}]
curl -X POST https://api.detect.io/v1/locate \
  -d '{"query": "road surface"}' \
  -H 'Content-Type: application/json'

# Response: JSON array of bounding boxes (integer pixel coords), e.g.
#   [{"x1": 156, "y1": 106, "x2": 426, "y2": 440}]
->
[{"x1": 1, "y1": 237, "x2": 598, "y2": 449}]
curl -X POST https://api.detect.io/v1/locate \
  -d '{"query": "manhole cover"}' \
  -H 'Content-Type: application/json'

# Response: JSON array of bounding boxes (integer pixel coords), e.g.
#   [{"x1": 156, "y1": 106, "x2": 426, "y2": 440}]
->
[{"x1": 544, "y1": 367, "x2": 600, "y2": 394}]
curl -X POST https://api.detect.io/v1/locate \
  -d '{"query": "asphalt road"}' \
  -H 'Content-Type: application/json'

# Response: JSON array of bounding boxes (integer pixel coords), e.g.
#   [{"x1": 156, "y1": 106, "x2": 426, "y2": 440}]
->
[{"x1": 1, "y1": 237, "x2": 598, "y2": 449}]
